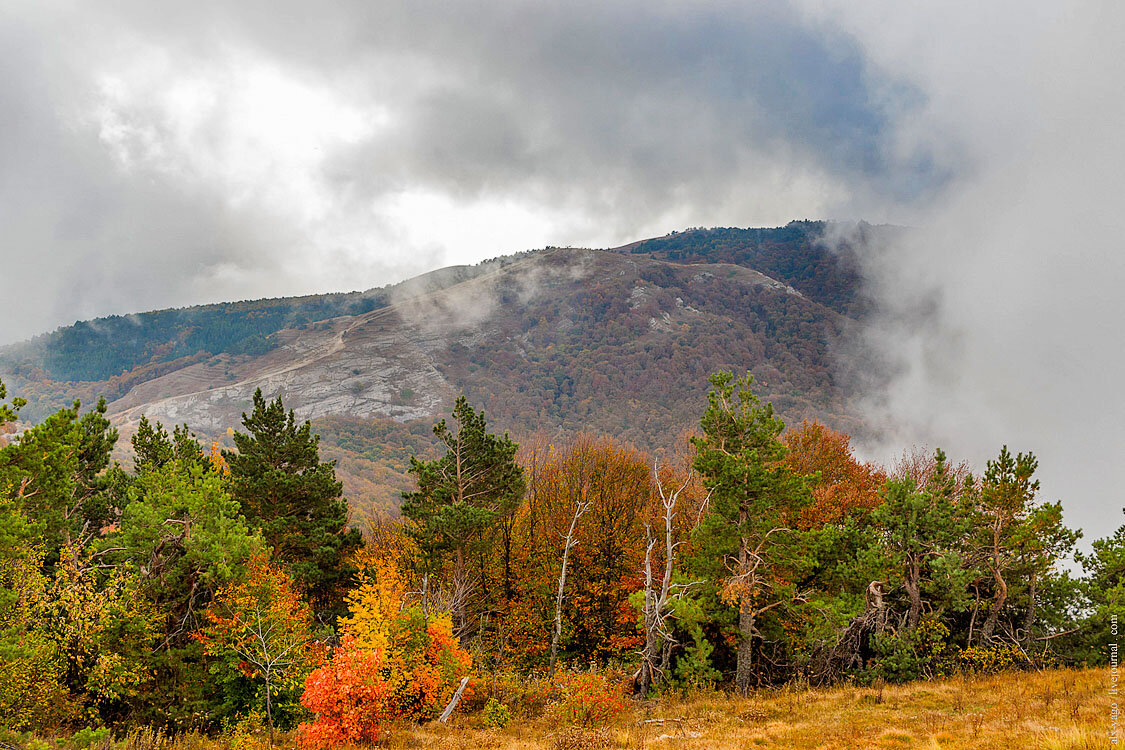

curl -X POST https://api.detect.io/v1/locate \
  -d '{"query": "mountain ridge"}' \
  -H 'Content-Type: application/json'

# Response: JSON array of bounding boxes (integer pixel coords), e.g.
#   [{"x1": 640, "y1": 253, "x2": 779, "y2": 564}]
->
[{"x1": 1, "y1": 221, "x2": 895, "y2": 513}]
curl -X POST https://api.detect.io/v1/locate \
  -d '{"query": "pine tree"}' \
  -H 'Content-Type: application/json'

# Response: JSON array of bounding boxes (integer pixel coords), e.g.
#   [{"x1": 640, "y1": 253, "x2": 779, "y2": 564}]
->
[
  {"x1": 132, "y1": 416, "x2": 207, "y2": 472},
  {"x1": 976, "y1": 446, "x2": 1039, "y2": 642},
  {"x1": 974, "y1": 446, "x2": 1078, "y2": 644},
  {"x1": 867, "y1": 455, "x2": 975, "y2": 631},
  {"x1": 0, "y1": 377, "x2": 25, "y2": 427},
  {"x1": 2, "y1": 397, "x2": 117, "y2": 552},
  {"x1": 225, "y1": 389, "x2": 360, "y2": 622},
  {"x1": 689, "y1": 372, "x2": 809, "y2": 695},
  {"x1": 402, "y1": 395, "x2": 524, "y2": 633}
]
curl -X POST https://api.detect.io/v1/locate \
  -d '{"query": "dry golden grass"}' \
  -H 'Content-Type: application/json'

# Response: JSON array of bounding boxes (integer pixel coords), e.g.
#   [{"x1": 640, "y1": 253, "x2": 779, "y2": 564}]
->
[
  {"x1": 21, "y1": 668, "x2": 1110, "y2": 750},
  {"x1": 381, "y1": 667, "x2": 1112, "y2": 750}
]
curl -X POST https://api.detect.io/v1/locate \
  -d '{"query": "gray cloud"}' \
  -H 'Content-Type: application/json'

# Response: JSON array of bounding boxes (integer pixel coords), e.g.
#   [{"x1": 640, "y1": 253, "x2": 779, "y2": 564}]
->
[
  {"x1": 2, "y1": 0, "x2": 933, "y2": 344},
  {"x1": 4, "y1": 0, "x2": 1118, "y2": 538},
  {"x1": 807, "y1": 1, "x2": 1125, "y2": 538}
]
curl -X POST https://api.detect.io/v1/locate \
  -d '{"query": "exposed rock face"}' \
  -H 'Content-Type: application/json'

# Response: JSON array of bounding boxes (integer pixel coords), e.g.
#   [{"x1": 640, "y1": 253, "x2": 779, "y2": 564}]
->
[{"x1": 104, "y1": 250, "x2": 600, "y2": 437}]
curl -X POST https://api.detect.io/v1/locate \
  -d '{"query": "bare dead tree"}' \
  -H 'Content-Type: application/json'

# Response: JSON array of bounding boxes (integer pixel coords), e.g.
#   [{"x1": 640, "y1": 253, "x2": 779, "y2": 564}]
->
[
  {"x1": 439, "y1": 675, "x2": 472, "y2": 722},
  {"x1": 210, "y1": 600, "x2": 310, "y2": 747},
  {"x1": 403, "y1": 573, "x2": 477, "y2": 632},
  {"x1": 548, "y1": 490, "x2": 592, "y2": 681},
  {"x1": 806, "y1": 579, "x2": 893, "y2": 684},
  {"x1": 633, "y1": 464, "x2": 700, "y2": 698}
]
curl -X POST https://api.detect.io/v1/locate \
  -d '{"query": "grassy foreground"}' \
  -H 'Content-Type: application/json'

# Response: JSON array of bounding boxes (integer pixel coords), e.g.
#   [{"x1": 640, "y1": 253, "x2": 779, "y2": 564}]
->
[
  {"x1": 391, "y1": 667, "x2": 1111, "y2": 750},
  {"x1": 15, "y1": 667, "x2": 1113, "y2": 750}
]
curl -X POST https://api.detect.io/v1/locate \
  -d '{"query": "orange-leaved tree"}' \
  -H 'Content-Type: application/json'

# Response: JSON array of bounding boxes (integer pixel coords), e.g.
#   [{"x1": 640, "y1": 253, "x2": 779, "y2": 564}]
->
[
  {"x1": 518, "y1": 434, "x2": 654, "y2": 667},
  {"x1": 383, "y1": 608, "x2": 473, "y2": 720},
  {"x1": 299, "y1": 636, "x2": 389, "y2": 749},
  {"x1": 783, "y1": 420, "x2": 885, "y2": 527},
  {"x1": 197, "y1": 551, "x2": 320, "y2": 742},
  {"x1": 339, "y1": 561, "x2": 472, "y2": 721},
  {"x1": 336, "y1": 514, "x2": 473, "y2": 722}
]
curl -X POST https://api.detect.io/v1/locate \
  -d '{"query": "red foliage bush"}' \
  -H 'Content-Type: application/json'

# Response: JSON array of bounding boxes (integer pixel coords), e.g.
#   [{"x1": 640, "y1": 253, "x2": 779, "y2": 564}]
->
[
  {"x1": 552, "y1": 672, "x2": 627, "y2": 726},
  {"x1": 298, "y1": 636, "x2": 389, "y2": 749}
]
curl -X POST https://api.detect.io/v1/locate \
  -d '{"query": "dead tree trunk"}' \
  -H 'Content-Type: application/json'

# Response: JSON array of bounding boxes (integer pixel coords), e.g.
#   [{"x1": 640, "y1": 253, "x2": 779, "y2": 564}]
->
[
  {"x1": 635, "y1": 531, "x2": 661, "y2": 697},
  {"x1": 634, "y1": 466, "x2": 692, "y2": 698},
  {"x1": 549, "y1": 494, "x2": 591, "y2": 681},
  {"x1": 439, "y1": 676, "x2": 471, "y2": 722}
]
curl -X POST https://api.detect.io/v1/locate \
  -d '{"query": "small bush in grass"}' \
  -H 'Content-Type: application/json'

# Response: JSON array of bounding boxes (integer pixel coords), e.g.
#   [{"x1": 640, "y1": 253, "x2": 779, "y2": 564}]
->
[
  {"x1": 954, "y1": 643, "x2": 1020, "y2": 674},
  {"x1": 549, "y1": 673, "x2": 626, "y2": 726},
  {"x1": 221, "y1": 711, "x2": 270, "y2": 750},
  {"x1": 472, "y1": 671, "x2": 554, "y2": 718},
  {"x1": 70, "y1": 727, "x2": 110, "y2": 750},
  {"x1": 482, "y1": 698, "x2": 512, "y2": 728},
  {"x1": 116, "y1": 727, "x2": 167, "y2": 750},
  {"x1": 298, "y1": 636, "x2": 389, "y2": 749}
]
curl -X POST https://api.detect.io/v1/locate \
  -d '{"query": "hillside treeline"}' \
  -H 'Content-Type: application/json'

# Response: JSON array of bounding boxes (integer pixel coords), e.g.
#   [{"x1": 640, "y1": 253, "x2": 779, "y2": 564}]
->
[{"x1": 0, "y1": 372, "x2": 1119, "y2": 745}]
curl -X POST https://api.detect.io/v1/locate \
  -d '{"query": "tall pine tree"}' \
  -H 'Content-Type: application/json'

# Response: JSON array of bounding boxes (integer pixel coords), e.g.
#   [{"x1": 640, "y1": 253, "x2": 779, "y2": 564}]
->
[
  {"x1": 402, "y1": 395, "x2": 524, "y2": 633},
  {"x1": 690, "y1": 372, "x2": 809, "y2": 694},
  {"x1": 225, "y1": 389, "x2": 360, "y2": 623}
]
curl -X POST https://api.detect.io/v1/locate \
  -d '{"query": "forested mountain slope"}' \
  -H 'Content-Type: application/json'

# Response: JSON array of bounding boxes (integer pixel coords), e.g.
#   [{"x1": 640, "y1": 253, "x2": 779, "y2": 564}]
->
[{"x1": 0, "y1": 221, "x2": 896, "y2": 512}]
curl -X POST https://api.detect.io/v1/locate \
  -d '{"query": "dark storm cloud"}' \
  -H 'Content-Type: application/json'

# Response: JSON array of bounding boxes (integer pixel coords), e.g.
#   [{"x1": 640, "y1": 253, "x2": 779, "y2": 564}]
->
[
  {"x1": 319, "y1": 0, "x2": 941, "y2": 211},
  {"x1": 0, "y1": 0, "x2": 935, "y2": 344}
]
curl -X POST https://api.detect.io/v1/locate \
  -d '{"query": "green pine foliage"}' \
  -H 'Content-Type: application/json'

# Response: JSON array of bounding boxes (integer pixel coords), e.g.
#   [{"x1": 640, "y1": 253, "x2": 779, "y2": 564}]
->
[
  {"x1": 866, "y1": 471, "x2": 976, "y2": 629},
  {"x1": 37, "y1": 293, "x2": 392, "y2": 383},
  {"x1": 401, "y1": 395, "x2": 525, "y2": 629},
  {"x1": 224, "y1": 389, "x2": 362, "y2": 622},
  {"x1": 0, "y1": 397, "x2": 117, "y2": 553}
]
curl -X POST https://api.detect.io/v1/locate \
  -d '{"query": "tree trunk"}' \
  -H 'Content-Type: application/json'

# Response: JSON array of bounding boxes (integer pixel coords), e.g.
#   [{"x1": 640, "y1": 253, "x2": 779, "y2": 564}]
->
[
  {"x1": 502, "y1": 517, "x2": 514, "y2": 604},
  {"x1": 454, "y1": 544, "x2": 466, "y2": 633},
  {"x1": 1022, "y1": 571, "x2": 1037, "y2": 644},
  {"x1": 547, "y1": 557, "x2": 568, "y2": 680},
  {"x1": 635, "y1": 477, "x2": 680, "y2": 699},
  {"x1": 634, "y1": 536, "x2": 660, "y2": 698},
  {"x1": 264, "y1": 675, "x2": 275, "y2": 748},
  {"x1": 549, "y1": 500, "x2": 587, "y2": 681},
  {"x1": 735, "y1": 503, "x2": 753, "y2": 696},
  {"x1": 979, "y1": 564, "x2": 1007, "y2": 642},
  {"x1": 905, "y1": 563, "x2": 922, "y2": 629},
  {"x1": 968, "y1": 585, "x2": 980, "y2": 646},
  {"x1": 439, "y1": 676, "x2": 471, "y2": 722},
  {"x1": 736, "y1": 594, "x2": 755, "y2": 696}
]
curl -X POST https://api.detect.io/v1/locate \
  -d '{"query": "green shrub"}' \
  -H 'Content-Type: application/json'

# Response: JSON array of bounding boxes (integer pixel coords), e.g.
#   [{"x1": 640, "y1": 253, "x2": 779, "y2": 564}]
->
[
  {"x1": 71, "y1": 727, "x2": 111, "y2": 750},
  {"x1": 865, "y1": 620, "x2": 954, "y2": 684},
  {"x1": 482, "y1": 698, "x2": 512, "y2": 729}
]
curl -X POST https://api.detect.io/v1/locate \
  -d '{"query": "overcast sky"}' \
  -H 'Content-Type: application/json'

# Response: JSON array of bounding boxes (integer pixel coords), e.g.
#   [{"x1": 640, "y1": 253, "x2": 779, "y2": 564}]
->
[{"x1": 2, "y1": 1, "x2": 1122, "y2": 534}]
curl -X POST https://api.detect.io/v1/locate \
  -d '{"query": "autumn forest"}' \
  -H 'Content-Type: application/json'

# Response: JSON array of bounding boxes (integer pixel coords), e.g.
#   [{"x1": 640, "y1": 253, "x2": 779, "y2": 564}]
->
[{"x1": 0, "y1": 366, "x2": 1118, "y2": 747}]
